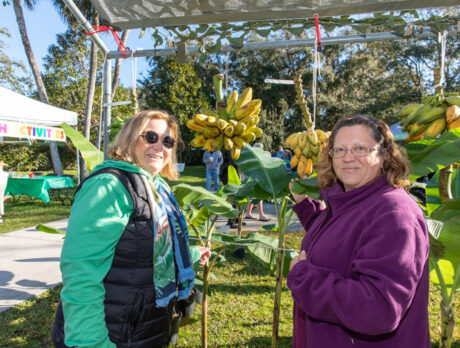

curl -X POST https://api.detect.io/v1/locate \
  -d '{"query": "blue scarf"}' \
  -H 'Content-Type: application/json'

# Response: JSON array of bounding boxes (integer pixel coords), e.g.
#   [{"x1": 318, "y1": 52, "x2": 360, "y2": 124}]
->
[{"x1": 148, "y1": 177, "x2": 195, "y2": 307}]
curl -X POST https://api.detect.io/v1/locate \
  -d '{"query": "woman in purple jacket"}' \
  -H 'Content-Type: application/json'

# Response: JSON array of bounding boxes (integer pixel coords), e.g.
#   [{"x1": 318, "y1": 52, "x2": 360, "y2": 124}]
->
[{"x1": 287, "y1": 115, "x2": 430, "y2": 347}]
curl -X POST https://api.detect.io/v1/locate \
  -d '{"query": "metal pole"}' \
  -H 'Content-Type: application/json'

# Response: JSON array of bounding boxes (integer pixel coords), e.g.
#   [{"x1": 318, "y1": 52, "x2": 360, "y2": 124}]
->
[
  {"x1": 61, "y1": 0, "x2": 109, "y2": 56},
  {"x1": 103, "y1": 59, "x2": 112, "y2": 160},
  {"x1": 106, "y1": 26, "x2": 457, "y2": 59}
]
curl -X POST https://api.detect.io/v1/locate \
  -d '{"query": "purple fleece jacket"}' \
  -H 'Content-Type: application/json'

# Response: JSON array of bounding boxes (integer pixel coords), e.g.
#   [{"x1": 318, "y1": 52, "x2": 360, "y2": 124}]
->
[{"x1": 287, "y1": 176, "x2": 430, "y2": 347}]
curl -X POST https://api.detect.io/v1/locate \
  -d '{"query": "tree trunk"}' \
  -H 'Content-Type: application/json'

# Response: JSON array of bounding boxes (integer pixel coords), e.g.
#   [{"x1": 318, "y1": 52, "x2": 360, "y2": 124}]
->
[
  {"x1": 80, "y1": 13, "x2": 99, "y2": 179},
  {"x1": 13, "y1": 0, "x2": 63, "y2": 176},
  {"x1": 111, "y1": 30, "x2": 130, "y2": 99}
]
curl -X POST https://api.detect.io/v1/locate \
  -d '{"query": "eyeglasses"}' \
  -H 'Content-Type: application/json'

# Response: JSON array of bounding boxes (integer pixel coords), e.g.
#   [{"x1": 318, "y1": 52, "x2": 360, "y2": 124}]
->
[
  {"x1": 140, "y1": 131, "x2": 175, "y2": 149},
  {"x1": 329, "y1": 145, "x2": 380, "y2": 158}
]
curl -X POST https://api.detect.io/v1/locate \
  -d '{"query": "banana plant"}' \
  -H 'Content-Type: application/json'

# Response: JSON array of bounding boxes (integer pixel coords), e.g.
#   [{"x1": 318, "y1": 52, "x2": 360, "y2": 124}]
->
[
  {"x1": 172, "y1": 183, "x2": 237, "y2": 348},
  {"x1": 404, "y1": 128, "x2": 460, "y2": 348},
  {"x1": 60, "y1": 122, "x2": 104, "y2": 172},
  {"x1": 234, "y1": 144, "x2": 297, "y2": 348},
  {"x1": 220, "y1": 165, "x2": 249, "y2": 236}
]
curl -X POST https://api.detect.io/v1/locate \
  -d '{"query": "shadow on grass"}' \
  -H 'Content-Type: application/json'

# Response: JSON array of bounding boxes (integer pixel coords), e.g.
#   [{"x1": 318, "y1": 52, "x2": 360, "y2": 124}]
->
[
  {"x1": 211, "y1": 283, "x2": 275, "y2": 295},
  {"x1": 0, "y1": 285, "x2": 61, "y2": 348}
]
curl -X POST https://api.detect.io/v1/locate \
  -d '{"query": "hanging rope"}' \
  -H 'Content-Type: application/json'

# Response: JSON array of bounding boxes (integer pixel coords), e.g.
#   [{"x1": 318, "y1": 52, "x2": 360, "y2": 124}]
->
[
  {"x1": 312, "y1": 15, "x2": 322, "y2": 125},
  {"x1": 434, "y1": 30, "x2": 448, "y2": 90},
  {"x1": 85, "y1": 26, "x2": 130, "y2": 58}
]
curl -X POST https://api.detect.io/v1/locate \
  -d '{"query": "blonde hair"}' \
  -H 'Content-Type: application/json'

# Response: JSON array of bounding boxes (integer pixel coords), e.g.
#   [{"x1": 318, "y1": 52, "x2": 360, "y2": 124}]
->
[
  {"x1": 316, "y1": 115, "x2": 410, "y2": 189},
  {"x1": 108, "y1": 110, "x2": 180, "y2": 180}
]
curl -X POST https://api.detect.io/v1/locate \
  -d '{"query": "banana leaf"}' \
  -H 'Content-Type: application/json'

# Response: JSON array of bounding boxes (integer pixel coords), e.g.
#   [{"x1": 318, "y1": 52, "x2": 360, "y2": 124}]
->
[
  {"x1": 430, "y1": 198, "x2": 460, "y2": 296},
  {"x1": 426, "y1": 172, "x2": 442, "y2": 216},
  {"x1": 61, "y1": 122, "x2": 104, "y2": 172},
  {"x1": 173, "y1": 183, "x2": 237, "y2": 219},
  {"x1": 290, "y1": 176, "x2": 321, "y2": 200},
  {"x1": 235, "y1": 145, "x2": 290, "y2": 198},
  {"x1": 227, "y1": 165, "x2": 241, "y2": 186},
  {"x1": 36, "y1": 224, "x2": 66, "y2": 234},
  {"x1": 404, "y1": 128, "x2": 460, "y2": 178}
]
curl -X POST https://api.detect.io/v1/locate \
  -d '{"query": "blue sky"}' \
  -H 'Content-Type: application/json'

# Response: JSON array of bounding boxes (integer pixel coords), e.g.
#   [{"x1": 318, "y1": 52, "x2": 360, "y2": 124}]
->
[{"x1": 1, "y1": 1, "x2": 152, "y2": 89}]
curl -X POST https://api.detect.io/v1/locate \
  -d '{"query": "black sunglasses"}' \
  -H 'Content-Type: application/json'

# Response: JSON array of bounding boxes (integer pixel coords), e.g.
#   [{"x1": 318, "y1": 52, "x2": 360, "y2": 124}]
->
[{"x1": 141, "y1": 131, "x2": 175, "y2": 149}]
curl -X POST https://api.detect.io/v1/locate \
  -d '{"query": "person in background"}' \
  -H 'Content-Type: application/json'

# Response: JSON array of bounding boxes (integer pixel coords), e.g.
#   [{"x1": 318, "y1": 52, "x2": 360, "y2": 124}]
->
[
  {"x1": 276, "y1": 145, "x2": 284, "y2": 159},
  {"x1": 203, "y1": 147, "x2": 223, "y2": 192},
  {"x1": 283, "y1": 150, "x2": 292, "y2": 172},
  {"x1": 245, "y1": 143, "x2": 270, "y2": 222},
  {"x1": 287, "y1": 115, "x2": 430, "y2": 347},
  {"x1": 0, "y1": 161, "x2": 8, "y2": 223},
  {"x1": 52, "y1": 110, "x2": 211, "y2": 348}
]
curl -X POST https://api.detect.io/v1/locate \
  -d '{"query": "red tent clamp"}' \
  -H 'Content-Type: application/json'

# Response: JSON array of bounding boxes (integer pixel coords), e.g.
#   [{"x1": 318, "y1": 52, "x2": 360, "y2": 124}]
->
[
  {"x1": 84, "y1": 26, "x2": 130, "y2": 58},
  {"x1": 314, "y1": 14, "x2": 322, "y2": 51}
]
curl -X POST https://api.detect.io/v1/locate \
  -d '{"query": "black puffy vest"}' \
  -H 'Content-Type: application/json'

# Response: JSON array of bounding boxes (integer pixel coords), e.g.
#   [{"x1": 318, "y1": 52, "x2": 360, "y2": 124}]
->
[{"x1": 52, "y1": 168, "x2": 173, "y2": 348}]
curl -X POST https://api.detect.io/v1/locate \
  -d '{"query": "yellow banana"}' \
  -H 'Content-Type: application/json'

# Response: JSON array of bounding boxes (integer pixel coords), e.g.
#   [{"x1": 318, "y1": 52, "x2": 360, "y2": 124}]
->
[
  {"x1": 235, "y1": 99, "x2": 261, "y2": 120},
  {"x1": 232, "y1": 146, "x2": 241, "y2": 160},
  {"x1": 200, "y1": 108, "x2": 219, "y2": 118},
  {"x1": 233, "y1": 87, "x2": 252, "y2": 110},
  {"x1": 205, "y1": 116, "x2": 218, "y2": 126},
  {"x1": 302, "y1": 142, "x2": 311, "y2": 157},
  {"x1": 203, "y1": 126, "x2": 220, "y2": 138},
  {"x1": 232, "y1": 136, "x2": 245, "y2": 149},
  {"x1": 315, "y1": 129, "x2": 329, "y2": 144},
  {"x1": 233, "y1": 122, "x2": 246, "y2": 136},
  {"x1": 241, "y1": 131, "x2": 256, "y2": 143},
  {"x1": 186, "y1": 120, "x2": 204, "y2": 132},
  {"x1": 191, "y1": 135, "x2": 206, "y2": 147},
  {"x1": 297, "y1": 156, "x2": 307, "y2": 178},
  {"x1": 305, "y1": 158, "x2": 314, "y2": 176},
  {"x1": 289, "y1": 133, "x2": 300, "y2": 149},
  {"x1": 298, "y1": 132, "x2": 308, "y2": 148},
  {"x1": 310, "y1": 142, "x2": 319, "y2": 156},
  {"x1": 424, "y1": 118, "x2": 446, "y2": 139},
  {"x1": 204, "y1": 138, "x2": 214, "y2": 151},
  {"x1": 294, "y1": 146, "x2": 303, "y2": 158},
  {"x1": 448, "y1": 119, "x2": 460, "y2": 130},
  {"x1": 224, "y1": 137, "x2": 233, "y2": 150},
  {"x1": 290, "y1": 155, "x2": 299, "y2": 168},
  {"x1": 285, "y1": 133, "x2": 296, "y2": 148},
  {"x1": 194, "y1": 114, "x2": 208, "y2": 126},
  {"x1": 306, "y1": 128, "x2": 318, "y2": 146},
  {"x1": 247, "y1": 127, "x2": 262, "y2": 138},
  {"x1": 216, "y1": 119, "x2": 229, "y2": 131},
  {"x1": 240, "y1": 115, "x2": 256, "y2": 128},
  {"x1": 224, "y1": 125, "x2": 235, "y2": 137},
  {"x1": 446, "y1": 105, "x2": 460, "y2": 123},
  {"x1": 226, "y1": 91, "x2": 238, "y2": 114}
]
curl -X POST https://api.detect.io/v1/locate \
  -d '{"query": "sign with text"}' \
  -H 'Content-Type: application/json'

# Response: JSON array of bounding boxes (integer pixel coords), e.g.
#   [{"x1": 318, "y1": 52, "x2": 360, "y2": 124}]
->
[{"x1": 0, "y1": 121, "x2": 66, "y2": 142}]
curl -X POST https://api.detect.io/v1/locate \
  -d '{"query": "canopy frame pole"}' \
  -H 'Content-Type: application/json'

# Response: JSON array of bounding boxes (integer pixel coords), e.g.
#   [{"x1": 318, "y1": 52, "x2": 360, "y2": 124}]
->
[
  {"x1": 61, "y1": 0, "x2": 109, "y2": 56},
  {"x1": 103, "y1": 59, "x2": 112, "y2": 160},
  {"x1": 105, "y1": 26, "x2": 457, "y2": 59}
]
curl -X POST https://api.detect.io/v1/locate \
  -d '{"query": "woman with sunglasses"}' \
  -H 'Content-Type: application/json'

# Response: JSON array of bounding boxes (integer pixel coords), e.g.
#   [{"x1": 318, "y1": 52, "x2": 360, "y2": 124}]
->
[
  {"x1": 52, "y1": 110, "x2": 210, "y2": 348},
  {"x1": 287, "y1": 115, "x2": 430, "y2": 347}
]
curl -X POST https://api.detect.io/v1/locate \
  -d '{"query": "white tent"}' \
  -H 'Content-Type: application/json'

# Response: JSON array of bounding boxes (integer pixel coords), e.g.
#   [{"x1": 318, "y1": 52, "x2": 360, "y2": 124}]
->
[{"x1": 0, "y1": 86, "x2": 77, "y2": 127}]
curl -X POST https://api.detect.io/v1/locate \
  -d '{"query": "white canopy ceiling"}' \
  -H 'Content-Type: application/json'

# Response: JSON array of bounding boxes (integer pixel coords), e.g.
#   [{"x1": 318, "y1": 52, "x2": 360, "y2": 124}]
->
[
  {"x1": 0, "y1": 87, "x2": 78, "y2": 127},
  {"x1": 89, "y1": 0, "x2": 459, "y2": 30}
]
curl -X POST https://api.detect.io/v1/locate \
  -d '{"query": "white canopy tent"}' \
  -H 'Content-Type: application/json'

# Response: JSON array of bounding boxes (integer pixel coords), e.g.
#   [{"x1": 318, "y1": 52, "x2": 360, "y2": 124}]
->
[
  {"x1": 90, "y1": 0, "x2": 459, "y2": 29},
  {"x1": 0, "y1": 86, "x2": 77, "y2": 127}
]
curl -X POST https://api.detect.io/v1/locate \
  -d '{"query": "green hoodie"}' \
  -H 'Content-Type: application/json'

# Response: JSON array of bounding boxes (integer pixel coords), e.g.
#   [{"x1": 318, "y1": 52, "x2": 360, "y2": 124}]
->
[{"x1": 60, "y1": 160, "x2": 199, "y2": 348}]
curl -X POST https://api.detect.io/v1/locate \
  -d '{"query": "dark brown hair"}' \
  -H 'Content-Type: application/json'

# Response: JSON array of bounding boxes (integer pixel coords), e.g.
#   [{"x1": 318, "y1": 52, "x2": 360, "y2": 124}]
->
[{"x1": 316, "y1": 115, "x2": 410, "y2": 188}]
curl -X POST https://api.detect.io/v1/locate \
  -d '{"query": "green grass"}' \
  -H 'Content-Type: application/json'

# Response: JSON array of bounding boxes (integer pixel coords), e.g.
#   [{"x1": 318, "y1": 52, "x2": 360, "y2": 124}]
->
[{"x1": 0, "y1": 230, "x2": 459, "y2": 347}]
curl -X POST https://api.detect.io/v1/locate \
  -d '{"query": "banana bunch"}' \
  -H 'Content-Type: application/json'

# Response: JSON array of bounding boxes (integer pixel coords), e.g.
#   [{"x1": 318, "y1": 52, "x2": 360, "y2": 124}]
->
[
  {"x1": 109, "y1": 116, "x2": 126, "y2": 138},
  {"x1": 397, "y1": 93, "x2": 460, "y2": 142},
  {"x1": 285, "y1": 128, "x2": 329, "y2": 178},
  {"x1": 284, "y1": 74, "x2": 330, "y2": 178},
  {"x1": 186, "y1": 76, "x2": 263, "y2": 160}
]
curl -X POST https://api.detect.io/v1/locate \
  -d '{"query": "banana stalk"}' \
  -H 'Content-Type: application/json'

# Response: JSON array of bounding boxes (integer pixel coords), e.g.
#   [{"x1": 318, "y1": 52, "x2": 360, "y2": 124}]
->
[{"x1": 213, "y1": 74, "x2": 225, "y2": 111}]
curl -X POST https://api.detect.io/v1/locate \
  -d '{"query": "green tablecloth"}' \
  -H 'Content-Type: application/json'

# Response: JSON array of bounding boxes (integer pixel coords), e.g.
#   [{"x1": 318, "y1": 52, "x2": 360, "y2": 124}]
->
[{"x1": 5, "y1": 176, "x2": 74, "y2": 204}]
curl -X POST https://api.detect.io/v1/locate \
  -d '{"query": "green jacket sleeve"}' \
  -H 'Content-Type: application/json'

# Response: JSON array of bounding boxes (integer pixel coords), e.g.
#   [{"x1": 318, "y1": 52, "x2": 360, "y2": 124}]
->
[{"x1": 60, "y1": 173, "x2": 133, "y2": 348}]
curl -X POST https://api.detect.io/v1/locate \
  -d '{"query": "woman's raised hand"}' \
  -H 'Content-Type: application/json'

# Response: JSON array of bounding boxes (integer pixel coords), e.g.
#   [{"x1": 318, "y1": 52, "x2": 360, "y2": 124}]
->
[{"x1": 289, "y1": 178, "x2": 309, "y2": 204}]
